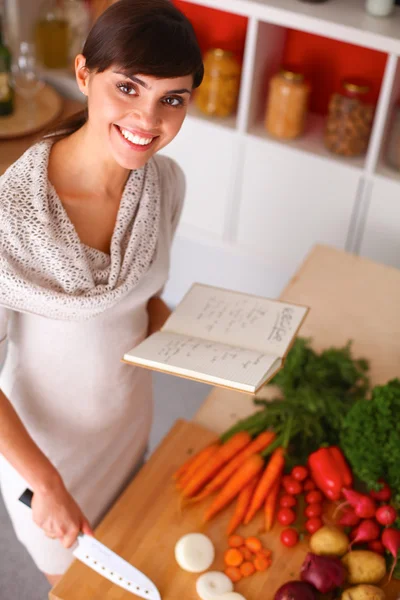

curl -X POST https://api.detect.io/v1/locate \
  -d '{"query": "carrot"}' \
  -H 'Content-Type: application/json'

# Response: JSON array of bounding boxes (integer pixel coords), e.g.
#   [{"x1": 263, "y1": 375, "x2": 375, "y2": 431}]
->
[
  {"x1": 253, "y1": 555, "x2": 270, "y2": 572},
  {"x1": 243, "y1": 447, "x2": 285, "y2": 525},
  {"x1": 224, "y1": 548, "x2": 244, "y2": 567},
  {"x1": 257, "y1": 548, "x2": 272, "y2": 559},
  {"x1": 224, "y1": 566, "x2": 242, "y2": 583},
  {"x1": 226, "y1": 475, "x2": 260, "y2": 535},
  {"x1": 173, "y1": 441, "x2": 218, "y2": 481},
  {"x1": 264, "y1": 474, "x2": 281, "y2": 532},
  {"x1": 245, "y1": 536, "x2": 262, "y2": 553},
  {"x1": 240, "y1": 561, "x2": 256, "y2": 577},
  {"x1": 204, "y1": 454, "x2": 265, "y2": 522},
  {"x1": 240, "y1": 545, "x2": 254, "y2": 561},
  {"x1": 191, "y1": 431, "x2": 275, "y2": 502},
  {"x1": 176, "y1": 443, "x2": 219, "y2": 489},
  {"x1": 228, "y1": 534, "x2": 244, "y2": 548},
  {"x1": 182, "y1": 431, "x2": 252, "y2": 498}
]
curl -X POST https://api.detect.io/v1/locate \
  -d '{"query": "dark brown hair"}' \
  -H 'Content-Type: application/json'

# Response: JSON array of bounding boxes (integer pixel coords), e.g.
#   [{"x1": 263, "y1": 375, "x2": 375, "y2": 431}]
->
[{"x1": 45, "y1": 0, "x2": 203, "y2": 140}]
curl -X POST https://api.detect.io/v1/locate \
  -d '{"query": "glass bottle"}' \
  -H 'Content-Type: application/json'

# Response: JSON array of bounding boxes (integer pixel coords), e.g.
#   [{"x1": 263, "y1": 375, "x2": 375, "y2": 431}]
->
[
  {"x1": 324, "y1": 79, "x2": 374, "y2": 157},
  {"x1": 265, "y1": 67, "x2": 310, "y2": 140},
  {"x1": 35, "y1": 0, "x2": 70, "y2": 69},
  {"x1": 64, "y1": 0, "x2": 90, "y2": 69},
  {"x1": 195, "y1": 48, "x2": 241, "y2": 118},
  {"x1": 0, "y1": 14, "x2": 13, "y2": 116},
  {"x1": 365, "y1": 0, "x2": 395, "y2": 16}
]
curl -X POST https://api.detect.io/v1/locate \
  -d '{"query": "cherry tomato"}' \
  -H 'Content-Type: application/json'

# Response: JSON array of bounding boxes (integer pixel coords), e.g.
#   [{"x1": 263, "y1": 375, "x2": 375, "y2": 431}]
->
[
  {"x1": 305, "y1": 503, "x2": 323, "y2": 518},
  {"x1": 280, "y1": 528, "x2": 299, "y2": 548},
  {"x1": 305, "y1": 490, "x2": 323, "y2": 504},
  {"x1": 277, "y1": 507, "x2": 296, "y2": 526},
  {"x1": 291, "y1": 465, "x2": 309, "y2": 482},
  {"x1": 305, "y1": 517, "x2": 323, "y2": 534},
  {"x1": 279, "y1": 494, "x2": 297, "y2": 508},
  {"x1": 303, "y1": 478, "x2": 316, "y2": 492},
  {"x1": 282, "y1": 476, "x2": 303, "y2": 496}
]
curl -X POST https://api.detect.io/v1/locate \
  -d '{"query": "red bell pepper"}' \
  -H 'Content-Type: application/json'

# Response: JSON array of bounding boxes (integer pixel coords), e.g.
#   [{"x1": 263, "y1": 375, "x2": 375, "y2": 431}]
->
[{"x1": 308, "y1": 446, "x2": 353, "y2": 501}]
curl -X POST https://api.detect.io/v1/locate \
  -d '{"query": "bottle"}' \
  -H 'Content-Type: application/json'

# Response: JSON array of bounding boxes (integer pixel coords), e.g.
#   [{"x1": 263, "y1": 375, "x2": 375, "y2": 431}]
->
[
  {"x1": 195, "y1": 49, "x2": 241, "y2": 118},
  {"x1": 0, "y1": 14, "x2": 13, "y2": 116},
  {"x1": 265, "y1": 67, "x2": 310, "y2": 140},
  {"x1": 64, "y1": 0, "x2": 90, "y2": 69},
  {"x1": 35, "y1": 0, "x2": 70, "y2": 69},
  {"x1": 365, "y1": 0, "x2": 395, "y2": 16}
]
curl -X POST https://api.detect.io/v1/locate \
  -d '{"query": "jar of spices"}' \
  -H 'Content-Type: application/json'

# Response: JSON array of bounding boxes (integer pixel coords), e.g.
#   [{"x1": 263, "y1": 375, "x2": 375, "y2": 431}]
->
[
  {"x1": 265, "y1": 67, "x2": 310, "y2": 140},
  {"x1": 324, "y1": 79, "x2": 374, "y2": 157},
  {"x1": 386, "y1": 102, "x2": 400, "y2": 171},
  {"x1": 365, "y1": 0, "x2": 394, "y2": 16},
  {"x1": 195, "y1": 48, "x2": 241, "y2": 118}
]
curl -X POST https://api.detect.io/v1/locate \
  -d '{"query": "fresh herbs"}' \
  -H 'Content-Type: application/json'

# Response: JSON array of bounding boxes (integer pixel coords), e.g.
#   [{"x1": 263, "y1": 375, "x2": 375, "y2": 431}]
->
[
  {"x1": 222, "y1": 338, "x2": 370, "y2": 468},
  {"x1": 340, "y1": 378, "x2": 400, "y2": 503}
]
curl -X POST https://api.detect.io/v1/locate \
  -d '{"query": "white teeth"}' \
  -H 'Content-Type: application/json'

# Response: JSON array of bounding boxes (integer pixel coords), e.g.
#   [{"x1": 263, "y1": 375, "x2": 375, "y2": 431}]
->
[{"x1": 119, "y1": 127, "x2": 153, "y2": 146}]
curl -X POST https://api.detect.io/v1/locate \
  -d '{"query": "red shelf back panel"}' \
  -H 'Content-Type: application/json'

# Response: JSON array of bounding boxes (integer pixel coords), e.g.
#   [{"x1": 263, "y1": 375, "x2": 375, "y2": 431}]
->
[
  {"x1": 282, "y1": 30, "x2": 387, "y2": 115},
  {"x1": 173, "y1": 1, "x2": 248, "y2": 60}
]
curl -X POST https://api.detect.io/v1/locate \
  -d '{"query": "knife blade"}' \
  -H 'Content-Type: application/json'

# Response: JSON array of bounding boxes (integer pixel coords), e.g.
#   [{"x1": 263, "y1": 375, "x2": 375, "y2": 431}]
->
[{"x1": 19, "y1": 488, "x2": 161, "y2": 600}]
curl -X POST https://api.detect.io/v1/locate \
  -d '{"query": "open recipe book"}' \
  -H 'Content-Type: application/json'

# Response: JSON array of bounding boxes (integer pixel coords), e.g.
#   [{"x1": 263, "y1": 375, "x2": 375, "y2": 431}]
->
[{"x1": 122, "y1": 283, "x2": 309, "y2": 394}]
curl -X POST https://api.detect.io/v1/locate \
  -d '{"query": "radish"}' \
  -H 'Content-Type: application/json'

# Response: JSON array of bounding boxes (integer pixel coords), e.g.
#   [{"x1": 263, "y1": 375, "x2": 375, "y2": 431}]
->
[
  {"x1": 381, "y1": 528, "x2": 400, "y2": 582},
  {"x1": 368, "y1": 540, "x2": 385, "y2": 555},
  {"x1": 369, "y1": 481, "x2": 391, "y2": 502},
  {"x1": 340, "y1": 488, "x2": 376, "y2": 518},
  {"x1": 348, "y1": 519, "x2": 380, "y2": 550},
  {"x1": 338, "y1": 507, "x2": 360, "y2": 527},
  {"x1": 375, "y1": 505, "x2": 397, "y2": 526}
]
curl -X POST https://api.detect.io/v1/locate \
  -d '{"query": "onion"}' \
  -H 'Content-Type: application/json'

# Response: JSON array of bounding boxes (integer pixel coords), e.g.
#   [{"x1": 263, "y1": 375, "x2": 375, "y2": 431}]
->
[
  {"x1": 300, "y1": 552, "x2": 346, "y2": 594},
  {"x1": 274, "y1": 581, "x2": 318, "y2": 600}
]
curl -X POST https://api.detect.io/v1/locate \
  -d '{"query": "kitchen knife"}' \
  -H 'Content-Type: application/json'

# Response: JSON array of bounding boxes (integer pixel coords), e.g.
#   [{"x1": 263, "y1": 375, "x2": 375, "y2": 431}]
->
[{"x1": 19, "y1": 488, "x2": 161, "y2": 600}]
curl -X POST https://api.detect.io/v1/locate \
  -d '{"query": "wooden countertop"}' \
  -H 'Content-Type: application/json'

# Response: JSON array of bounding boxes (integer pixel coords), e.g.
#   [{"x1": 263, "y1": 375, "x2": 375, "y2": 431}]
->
[{"x1": 0, "y1": 98, "x2": 84, "y2": 176}]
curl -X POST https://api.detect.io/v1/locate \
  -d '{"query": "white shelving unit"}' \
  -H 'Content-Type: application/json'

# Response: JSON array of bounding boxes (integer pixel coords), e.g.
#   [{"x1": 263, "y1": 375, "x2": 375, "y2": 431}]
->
[{"x1": 158, "y1": 0, "x2": 400, "y2": 306}]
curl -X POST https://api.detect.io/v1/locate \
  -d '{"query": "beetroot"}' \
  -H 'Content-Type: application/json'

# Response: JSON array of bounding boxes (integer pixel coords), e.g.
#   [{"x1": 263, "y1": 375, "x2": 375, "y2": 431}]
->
[
  {"x1": 274, "y1": 581, "x2": 318, "y2": 600},
  {"x1": 300, "y1": 552, "x2": 346, "y2": 594}
]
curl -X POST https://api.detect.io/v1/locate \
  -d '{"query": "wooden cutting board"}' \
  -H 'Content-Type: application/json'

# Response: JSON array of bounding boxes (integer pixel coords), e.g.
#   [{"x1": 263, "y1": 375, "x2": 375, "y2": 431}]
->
[{"x1": 51, "y1": 419, "x2": 400, "y2": 600}]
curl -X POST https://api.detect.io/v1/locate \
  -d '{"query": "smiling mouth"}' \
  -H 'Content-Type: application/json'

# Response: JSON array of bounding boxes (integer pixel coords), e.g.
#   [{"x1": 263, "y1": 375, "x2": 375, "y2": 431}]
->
[{"x1": 114, "y1": 124, "x2": 158, "y2": 149}]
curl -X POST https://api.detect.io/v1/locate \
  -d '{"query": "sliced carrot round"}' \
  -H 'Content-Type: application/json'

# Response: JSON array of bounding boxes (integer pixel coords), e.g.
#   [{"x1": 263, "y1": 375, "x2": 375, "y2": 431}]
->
[
  {"x1": 224, "y1": 548, "x2": 244, "y2": 567},
  {"x1": 240, "y1": 561, "x2": 256, "y2": 577},
  {"x1": 257, "y1": 548, "x2": 272, "y2": 559},
  {"x1": 245, "y1": 536, "x2": 262, "y2": 553},
  {"x1": 239, "y1": 545, "x2": 253, "y2": 561},
  {"x1": 224, "y1": 566, "x2": 242, "y2": 583},
  {"x1": 228, "y1": 534, "x2": 245, "y2": 548},
  {"x1": 254, "y1": 555, "x2": 270, "y2": 571}
]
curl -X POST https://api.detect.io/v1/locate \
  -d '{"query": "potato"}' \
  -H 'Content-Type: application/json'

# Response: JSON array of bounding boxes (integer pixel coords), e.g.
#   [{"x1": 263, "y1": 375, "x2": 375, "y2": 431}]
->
[
  {"x1": 309, "y1": 525, "x2": 349, "y2": 556},
  {"x1": 341, "y1": 551, "x2": 387, "y2": 584},
  {"x1": 341, "y1": 584, "x2": 386, "y2": 600}
]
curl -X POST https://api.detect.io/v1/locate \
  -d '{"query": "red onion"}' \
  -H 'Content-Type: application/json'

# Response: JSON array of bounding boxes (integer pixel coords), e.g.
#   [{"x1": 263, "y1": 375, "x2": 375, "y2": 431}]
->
[
  {"x1": 274, "y1": 581, "x2": 318, "y2": 600},
  {"x1": 300, "y1": 552, "x2": 346, "y2": 594}
]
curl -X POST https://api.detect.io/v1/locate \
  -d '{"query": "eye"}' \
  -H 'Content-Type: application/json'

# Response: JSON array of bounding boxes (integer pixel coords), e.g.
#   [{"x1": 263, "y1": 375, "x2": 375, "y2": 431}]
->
[
  {"x1": 163, "y1": 96, "x2": 185, "y2": 108},
  {"x1": 116, "y1": 81, "x2": 137, "y2": 96}
]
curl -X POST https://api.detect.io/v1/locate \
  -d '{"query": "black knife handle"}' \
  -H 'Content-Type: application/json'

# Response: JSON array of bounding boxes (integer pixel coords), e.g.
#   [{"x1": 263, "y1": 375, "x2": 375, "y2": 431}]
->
[{"x1": 19, "y1": 488, "x2": 33, "y2": 508}]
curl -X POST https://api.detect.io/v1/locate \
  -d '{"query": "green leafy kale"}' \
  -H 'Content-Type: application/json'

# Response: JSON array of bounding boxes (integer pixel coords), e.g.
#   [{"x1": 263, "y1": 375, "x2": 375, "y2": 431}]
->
[{"x1": 340, "y1": 378, "x2": 400, "y2": 502}]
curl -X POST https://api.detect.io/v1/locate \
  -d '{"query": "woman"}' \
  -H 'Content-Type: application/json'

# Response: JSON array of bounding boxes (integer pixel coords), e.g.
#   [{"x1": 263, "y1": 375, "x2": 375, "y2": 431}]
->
[{"x1": 0, "y1": 0, "x2": 203, "y2": 585}]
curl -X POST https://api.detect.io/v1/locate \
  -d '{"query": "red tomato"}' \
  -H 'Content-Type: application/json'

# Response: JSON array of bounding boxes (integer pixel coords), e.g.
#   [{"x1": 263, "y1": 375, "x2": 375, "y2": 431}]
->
[
  {"x1": 303, "y1": 478, "x2": 316, "y2": 492},
  {"x1": 277, "y1": 507, "x2": 296, "y2": 526},
  {"x1": 305, "y1": 517, "x2": 323, "y2": 534},
  {"x1": 282, "y1": 476, "x2": 303, "y2": 496},
  {"x1": 291, "y1": 465, "x2": 309, "y2": 481},
  {"x1": 279, "y1": 494, "x2": 297, "y2": 508},
  {"x1": 280, "y1": 528, "x2": 299, "y2": 547},
  {"x1": 305, "y1": 490, "x2": 323, "y2": 504},
  {"x1": 305, "y1": 503, "x2": 322, "y2": 518}
]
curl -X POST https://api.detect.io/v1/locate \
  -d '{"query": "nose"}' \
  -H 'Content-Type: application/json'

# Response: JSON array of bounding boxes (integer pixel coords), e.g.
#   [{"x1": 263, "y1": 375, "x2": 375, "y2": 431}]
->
[{"x1": 130, "y1": 102, "x2": 161, "y2": 131}]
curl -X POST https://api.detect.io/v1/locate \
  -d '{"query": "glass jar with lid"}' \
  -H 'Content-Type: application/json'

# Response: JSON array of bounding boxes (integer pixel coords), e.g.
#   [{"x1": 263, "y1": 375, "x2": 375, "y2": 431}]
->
[
  {"x1": 195, "y1": 48, "x2": 241, "y2": 118},
  {"x1": 324, "y1": 79, "x2": 374, "y2": 157},
  {"x1": 35, "y1": 0, "x2": 70, "y2": 69},
  {"x1": 264, "y1": 67, "x2": 310, "y2": 140}
]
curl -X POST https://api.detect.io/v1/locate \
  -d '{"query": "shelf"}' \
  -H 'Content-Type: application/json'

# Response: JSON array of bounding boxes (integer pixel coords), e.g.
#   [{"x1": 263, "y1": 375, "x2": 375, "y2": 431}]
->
[
  {"x1": 375, "y1": 161, "x2": 400, "y2": 184},
  {"x1": 247, "y1": 113, "x2": 365, "y2": 172},
  {"x1": 181, "y1": 0, "x2": 400, "y2": 55},
  {"x1": 187, "y1": 102, "x2": 238, "y2": 131}
]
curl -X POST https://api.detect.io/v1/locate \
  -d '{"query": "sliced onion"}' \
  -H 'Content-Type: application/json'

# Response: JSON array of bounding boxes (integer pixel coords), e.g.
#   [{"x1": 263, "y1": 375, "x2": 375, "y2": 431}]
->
[
  {"x1": 196, "y1": 571, "x2": 234, "y2": 600},
  {"x1": 174, "y1": 533, "x2": 215, "y2": 573},
  {"x1": 218, "y1": 594, "x2": 247, "y2": 600}
]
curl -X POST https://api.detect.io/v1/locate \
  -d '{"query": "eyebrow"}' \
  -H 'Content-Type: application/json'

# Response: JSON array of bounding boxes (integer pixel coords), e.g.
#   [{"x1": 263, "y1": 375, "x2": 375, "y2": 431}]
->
[{"x1": 113, "y1": 71, "x2": 192, "y2": 94}]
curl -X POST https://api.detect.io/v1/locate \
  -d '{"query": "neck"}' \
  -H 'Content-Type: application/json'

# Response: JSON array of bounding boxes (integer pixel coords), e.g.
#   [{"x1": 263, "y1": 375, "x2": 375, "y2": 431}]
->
[{"x1": 54, "y1": 123, "x2": 131, "y2": 200}]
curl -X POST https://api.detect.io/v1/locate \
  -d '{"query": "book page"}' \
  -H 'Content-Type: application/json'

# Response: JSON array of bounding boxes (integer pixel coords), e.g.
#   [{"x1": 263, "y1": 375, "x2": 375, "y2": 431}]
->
[
  {"x1": 124, "y1": 331, "x2": 280, "y2": 390},
  {"x1": 163, "y1": 284, "x2": 308, "y2": 356}
]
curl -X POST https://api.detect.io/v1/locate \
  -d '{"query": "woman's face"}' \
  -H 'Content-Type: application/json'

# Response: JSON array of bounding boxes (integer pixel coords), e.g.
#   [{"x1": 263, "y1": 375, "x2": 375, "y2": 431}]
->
[{"x1": 76, "y1": 56, "x2": 193, "y2": 170}]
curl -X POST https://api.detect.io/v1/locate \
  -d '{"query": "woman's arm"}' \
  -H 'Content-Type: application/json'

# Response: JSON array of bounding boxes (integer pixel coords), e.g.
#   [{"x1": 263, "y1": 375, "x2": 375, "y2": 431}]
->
[{"x1": 147, "y1": 295, "x2": 171, "y2": 336}]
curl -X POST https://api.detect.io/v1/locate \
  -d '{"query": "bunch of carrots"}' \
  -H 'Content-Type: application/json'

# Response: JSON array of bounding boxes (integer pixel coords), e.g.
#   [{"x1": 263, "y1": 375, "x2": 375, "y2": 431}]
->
[{"x1": 173, "y1": 417, "x2": 294, "y2": 533}]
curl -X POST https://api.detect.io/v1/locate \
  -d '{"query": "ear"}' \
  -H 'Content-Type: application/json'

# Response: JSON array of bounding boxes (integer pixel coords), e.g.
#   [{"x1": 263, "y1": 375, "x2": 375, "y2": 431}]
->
[{"x1": 75, "y1": 54, "x2": 90, "y2": 96}]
